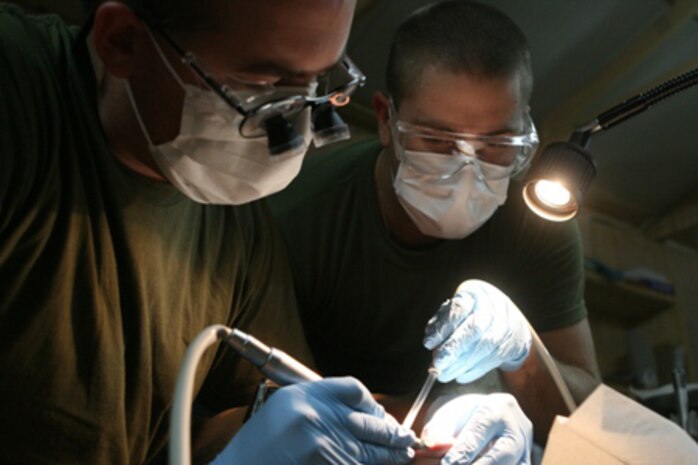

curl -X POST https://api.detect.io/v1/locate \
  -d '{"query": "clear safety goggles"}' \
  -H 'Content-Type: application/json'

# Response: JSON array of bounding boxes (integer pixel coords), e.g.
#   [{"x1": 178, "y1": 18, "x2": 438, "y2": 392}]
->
[
  {"x1": 155, "y1": 28, "x2": 366, "y2": 139},
  {"x1": 390, "y1": 104, "x2": 539, "y2": 180}
]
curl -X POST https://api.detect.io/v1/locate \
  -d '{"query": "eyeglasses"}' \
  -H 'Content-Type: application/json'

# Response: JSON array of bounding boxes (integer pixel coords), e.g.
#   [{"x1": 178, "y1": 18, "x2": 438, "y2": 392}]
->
[
  {"x1": 390, "y1": 103, "x2": 539, "y2": 180},
  {"x1": 149, "y1": 24, "x2": 366, "y2": 152}
]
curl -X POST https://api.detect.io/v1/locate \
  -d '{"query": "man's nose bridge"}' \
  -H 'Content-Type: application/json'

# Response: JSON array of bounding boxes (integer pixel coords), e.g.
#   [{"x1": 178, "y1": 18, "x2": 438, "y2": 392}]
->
[{"x1": 455, "y1": 138, "x2": 484, "y2": 156}]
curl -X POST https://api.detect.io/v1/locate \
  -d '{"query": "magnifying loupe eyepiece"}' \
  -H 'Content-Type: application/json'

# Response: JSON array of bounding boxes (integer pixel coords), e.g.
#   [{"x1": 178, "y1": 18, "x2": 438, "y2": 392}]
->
[
  {"x1": 265, "y1": 114, "x2": 305, "y2": 155},
  {"x1": 312, "y1": 103, "x2": 351, "y2": 147}
]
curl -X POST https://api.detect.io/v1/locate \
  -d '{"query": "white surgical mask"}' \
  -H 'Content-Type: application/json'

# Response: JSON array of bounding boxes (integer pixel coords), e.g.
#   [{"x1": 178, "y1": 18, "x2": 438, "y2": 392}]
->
[
  {"x1": 124, "y1": 28, "x2": 313, "y2": 205},
  {"x1": 393, "y1": 150, "x2": 510, "y2": 239}
]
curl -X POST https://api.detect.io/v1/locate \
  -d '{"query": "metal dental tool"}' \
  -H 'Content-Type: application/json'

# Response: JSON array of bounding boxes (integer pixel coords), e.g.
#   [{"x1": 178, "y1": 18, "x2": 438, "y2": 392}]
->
[
  {"x1": 225, "y1": 328, "x2": 322, "y2": 385},
  {"x1": 228, "y1": 328, "x2": 428, "y2": 449},
  {"x1": 173, "y1": 326, "x2": 426, "y2": 464}
]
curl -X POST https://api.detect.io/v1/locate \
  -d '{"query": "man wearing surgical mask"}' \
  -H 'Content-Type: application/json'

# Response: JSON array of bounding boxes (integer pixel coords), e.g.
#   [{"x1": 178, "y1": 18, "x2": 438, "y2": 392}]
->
[
  {"x1": 270, "y1": 0, "x2": 601, "y2": 461},
  {"x1": 0, "y1": 0, "x2": 418, "y2": 464}
]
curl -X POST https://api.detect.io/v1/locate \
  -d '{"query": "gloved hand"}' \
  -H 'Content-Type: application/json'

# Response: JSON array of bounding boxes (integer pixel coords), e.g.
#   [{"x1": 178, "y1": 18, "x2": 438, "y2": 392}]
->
[
  {"x1": 214, "y1": 377, "x2": 416, "y2": 465},
  {"x1": 424, "y1": 279, "x2": 531, "y2": 383},
  {"x1": 421, "y1": 393, "x2": 532, "y2": 465}
]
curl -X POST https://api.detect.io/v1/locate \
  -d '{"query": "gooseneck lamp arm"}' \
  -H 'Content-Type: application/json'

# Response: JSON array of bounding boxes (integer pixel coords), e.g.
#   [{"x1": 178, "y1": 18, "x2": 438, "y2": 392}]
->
[{"x1": 524, "y1": 66, "x2": 698, "y2": 221}]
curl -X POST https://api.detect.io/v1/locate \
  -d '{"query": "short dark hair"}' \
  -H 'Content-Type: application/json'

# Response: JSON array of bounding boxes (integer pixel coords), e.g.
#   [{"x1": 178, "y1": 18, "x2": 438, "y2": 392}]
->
[
  {"x1": 386, "y1": 0, "x2": 533, "y2": 108},
  {"x1": 81, "y1": 0, "x2": 215, "y2": 31}
]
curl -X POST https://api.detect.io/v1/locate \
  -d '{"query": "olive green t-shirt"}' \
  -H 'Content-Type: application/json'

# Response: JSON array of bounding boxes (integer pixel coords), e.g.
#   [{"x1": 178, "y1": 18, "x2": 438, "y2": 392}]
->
[
  {"x1": 269, "y1": 138, "x2": 586, "y2": 394},
  {"x1": 0, "y1": 5, "x2": 311, "y2": 464}
]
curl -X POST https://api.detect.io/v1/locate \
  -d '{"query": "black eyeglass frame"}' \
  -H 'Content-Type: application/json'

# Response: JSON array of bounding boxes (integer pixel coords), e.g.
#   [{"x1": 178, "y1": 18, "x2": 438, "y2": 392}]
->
[{"x1": 150, "y1": 25, "x2": 366, "y2": 138}]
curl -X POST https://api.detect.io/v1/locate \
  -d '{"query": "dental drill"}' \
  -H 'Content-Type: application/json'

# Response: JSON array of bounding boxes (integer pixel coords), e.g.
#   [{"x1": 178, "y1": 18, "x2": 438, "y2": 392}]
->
[
  {"x1": 227, "y1": 328, "x2": 428, "y2": 449},
  {"x1": 225, "y1": 328, "x2": 322, "y2": 385},
  {"x1": 170, "y1": 325, "x2": 424, "y2": 465},
  {"x1": 170, "y1": 325, "x2": 323, "y2": 465}
]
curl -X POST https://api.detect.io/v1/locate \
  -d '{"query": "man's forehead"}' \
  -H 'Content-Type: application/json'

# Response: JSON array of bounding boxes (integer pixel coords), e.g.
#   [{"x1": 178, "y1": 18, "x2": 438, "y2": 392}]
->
[
  {"x1": 399, "y1": 66, "x2": 524, "y2": 133},
  {"x1": 195, "y1": 0, "x2": 352, "y2": 73},
  {"x1": 221, "y1": 0, "x2": 354, "y2": 27}
]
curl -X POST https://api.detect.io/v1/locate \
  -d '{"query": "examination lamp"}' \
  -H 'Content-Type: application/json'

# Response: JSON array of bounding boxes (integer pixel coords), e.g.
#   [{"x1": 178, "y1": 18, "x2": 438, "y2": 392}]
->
[{"x1": 523, "y1": 66, "x2": 698, "y2": 221}]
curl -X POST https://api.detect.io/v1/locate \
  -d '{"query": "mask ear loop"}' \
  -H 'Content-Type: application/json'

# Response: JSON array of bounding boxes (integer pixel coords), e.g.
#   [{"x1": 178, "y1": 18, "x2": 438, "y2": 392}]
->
[
  {"x1": 142, "y1": 25, "x2": 189, "y2": 92},
  {"x1": 123, "y1": 26, "x2": 187, "y2": 150},
  {"x1": 124, "y1": 82, "x2": 156, "y2": 148},
  {"x1": 125, "y1": 26, "x2": 200, "y2": 149},
  {"x1": 121, "y1": 25, "x2": 183, "y2": 149}
]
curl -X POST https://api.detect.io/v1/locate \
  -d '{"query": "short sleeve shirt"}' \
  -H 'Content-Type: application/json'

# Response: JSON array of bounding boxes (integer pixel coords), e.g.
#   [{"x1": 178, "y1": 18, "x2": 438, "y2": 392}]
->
[
  {"x1": 269, "y1": 138, "x2": 586, "y2": 394},
  {"x1": 0, "y1": 6, "x2": 311, "y2": 463}
]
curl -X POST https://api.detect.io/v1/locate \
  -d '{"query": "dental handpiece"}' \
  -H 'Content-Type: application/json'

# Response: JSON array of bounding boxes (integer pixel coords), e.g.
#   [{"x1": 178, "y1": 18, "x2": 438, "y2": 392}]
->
[
  {"x1": 226, "y1": 329, "x2": 425, "y2": 449},
  {"x1": 225, "y1": 328, "x2": 322, "y2": 385}
]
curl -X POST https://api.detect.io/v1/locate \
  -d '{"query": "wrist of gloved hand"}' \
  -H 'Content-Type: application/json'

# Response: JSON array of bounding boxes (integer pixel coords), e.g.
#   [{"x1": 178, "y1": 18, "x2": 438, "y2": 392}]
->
[
  {"x1": 498, "y1": 347, "x2": 530, "y2": 372},
  {"x1": 213, "y1": 377, "x2": 416, "y2": 465},
  {"x1": 421, "y1": 393, "x2": 532, "y2": 465}
]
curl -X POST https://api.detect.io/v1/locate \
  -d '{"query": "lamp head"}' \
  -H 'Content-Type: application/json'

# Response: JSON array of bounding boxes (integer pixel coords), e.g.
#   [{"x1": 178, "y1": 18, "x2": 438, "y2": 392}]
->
[{"x1": 522, "y1": 141, "x2": 596, "y2": 221}]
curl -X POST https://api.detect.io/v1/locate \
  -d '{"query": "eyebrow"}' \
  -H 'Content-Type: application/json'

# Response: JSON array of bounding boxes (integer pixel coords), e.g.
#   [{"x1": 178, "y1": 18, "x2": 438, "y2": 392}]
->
[
  {"x1": 411, "y1": 116, "x2": 515, "y2": 136},
  {"x1": 242, "y1": 59, "x2": 342, "y2": 80}
]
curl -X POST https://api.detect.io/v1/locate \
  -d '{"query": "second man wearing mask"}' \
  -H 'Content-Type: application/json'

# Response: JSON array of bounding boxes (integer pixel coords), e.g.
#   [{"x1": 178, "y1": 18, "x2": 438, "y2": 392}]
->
[{"x1": 270, "y1": 0, "x2": 601, "y2": 456}]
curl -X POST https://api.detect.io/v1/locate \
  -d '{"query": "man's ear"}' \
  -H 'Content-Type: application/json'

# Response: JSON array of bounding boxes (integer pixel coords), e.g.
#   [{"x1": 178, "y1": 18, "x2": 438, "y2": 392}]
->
[
  {"x1": 92, "y1": 1, "x2": 146, "y2": 79},
  {"x1": 372, "y1": 91, "x2": 392, "y2": 147}
]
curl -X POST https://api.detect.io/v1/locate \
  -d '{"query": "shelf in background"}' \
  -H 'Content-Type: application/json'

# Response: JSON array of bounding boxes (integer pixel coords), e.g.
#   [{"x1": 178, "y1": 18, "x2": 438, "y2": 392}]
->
[{"x1": 584, "y1": 269, "x2": 676, "y2": 326}]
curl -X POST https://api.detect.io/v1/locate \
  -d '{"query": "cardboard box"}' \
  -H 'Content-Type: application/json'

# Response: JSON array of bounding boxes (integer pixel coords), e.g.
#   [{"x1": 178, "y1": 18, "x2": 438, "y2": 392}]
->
[{"x1": 542, "y1": 385, "x2": 698, "y2": 464}]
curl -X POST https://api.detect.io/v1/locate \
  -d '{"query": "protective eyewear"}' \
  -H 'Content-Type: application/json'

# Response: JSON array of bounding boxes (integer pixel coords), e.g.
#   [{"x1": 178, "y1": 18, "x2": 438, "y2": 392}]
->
[
  {"x1": 390, "y1": 104, "x2": 539, "y2": 180},
  {"x1": 152, "y1": 26, "x2": 366, "y2": 153}
]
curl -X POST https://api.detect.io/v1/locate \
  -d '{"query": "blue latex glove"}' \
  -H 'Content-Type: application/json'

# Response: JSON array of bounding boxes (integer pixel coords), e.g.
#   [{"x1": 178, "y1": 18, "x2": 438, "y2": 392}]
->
[
  {"x1": 424, "y1": 280, "x2": 531, "y2": 383},
  {"x1": 214, "y1": 377, "x2": 416, "y2": 464},
  {"x1": 421, "y1": 393, "x2": 532, "y2": 465}
]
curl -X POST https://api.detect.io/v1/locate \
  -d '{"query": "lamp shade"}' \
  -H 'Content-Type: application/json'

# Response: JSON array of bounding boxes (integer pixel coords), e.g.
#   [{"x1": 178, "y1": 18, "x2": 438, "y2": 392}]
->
[{"x1": 523, "y1": 142, "x2": 597, "y2": 221}]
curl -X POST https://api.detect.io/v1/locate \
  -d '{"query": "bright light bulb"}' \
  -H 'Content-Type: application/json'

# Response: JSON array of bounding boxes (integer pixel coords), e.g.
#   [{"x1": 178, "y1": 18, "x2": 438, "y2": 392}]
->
[{"x1": 534, "y1": 180, "x2": 571, "y2": 207}]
